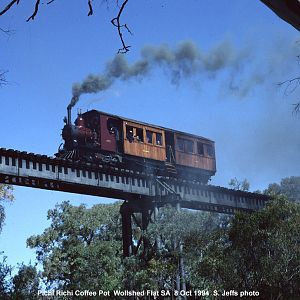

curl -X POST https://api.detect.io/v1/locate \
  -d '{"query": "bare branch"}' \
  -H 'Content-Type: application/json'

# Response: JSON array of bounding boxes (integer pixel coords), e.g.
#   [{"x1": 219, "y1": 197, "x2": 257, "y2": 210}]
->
[
  {"x1": 87, "y1": 0, "x2": 93, "y2": 16},
  {"x1": 0, "y1": 0, "x2": 20, "y2": 16},
  {"x1": 293, "y1": 102, "x2": 300, "y2": 114},
  {"x1": 0, "y1": 70, "x2": 8, "y2": 86},
  {"x1": 1, "y1": 0, "x2": 132, "y2": 53},
  {"x1": 26, "y1": 0, "x2": 41, "y2": 22},
  {"x1": 277, "y1": 77, "x2": 300, "y2": 96},
  {"x1": 0, "y1": 27, "x2": 14, "y2": 36},
  {"x1": 111, "y1": 0, "x2": 131, "y2": 53}
]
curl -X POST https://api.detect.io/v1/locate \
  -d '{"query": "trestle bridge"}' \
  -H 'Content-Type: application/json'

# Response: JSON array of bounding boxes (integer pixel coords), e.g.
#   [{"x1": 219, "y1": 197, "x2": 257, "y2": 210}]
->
[{"x1": 0, "y1": 148, "x2": 269, "y2": 256}]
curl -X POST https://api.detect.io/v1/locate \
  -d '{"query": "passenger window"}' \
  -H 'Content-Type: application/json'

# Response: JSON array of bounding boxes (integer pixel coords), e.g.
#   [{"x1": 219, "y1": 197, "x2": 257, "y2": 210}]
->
[
  {"x1": 126, "y1": 125, "x2": 134, "y2": 143},
  {"x1": 156, "y1": 133, "x2": 162, "y2": 146},
  {"x1": 206, "y1": 144, "x2": 214, "y2": 157},
  {"x1": 146, "y1": 130, "x2": 153, "y2": 144},
  {"x1": 177, "y1": 138, "x2": 185, "y2": 151},
  {"x1": 135, "y1": 128, "x2": 144, "y2": 143},
  {"x1": 185, "y1": 140, "x2": 194, "y2": 153},
  {"x1": 197, "y1": 142, "x2": 204, "y2": 155}
]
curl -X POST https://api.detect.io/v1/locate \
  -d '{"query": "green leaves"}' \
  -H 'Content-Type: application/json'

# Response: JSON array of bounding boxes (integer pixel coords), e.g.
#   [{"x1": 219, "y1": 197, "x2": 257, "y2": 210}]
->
[
  {"x1": 27, "y1": 201, "x2": 123, "y2": 291},
  {"x1": 196, "y1": 197, "x2": 300, "y2": 298}
]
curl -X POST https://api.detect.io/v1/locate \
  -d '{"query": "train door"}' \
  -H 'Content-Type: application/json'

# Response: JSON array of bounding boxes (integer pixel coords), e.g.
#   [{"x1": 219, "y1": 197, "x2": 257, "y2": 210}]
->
[
  {"x1": 165, "y1": 131, "x2": 176, "y2": 163},
  {"x1": 100, "y1": 114, "x2": 118, "y2": 152}
]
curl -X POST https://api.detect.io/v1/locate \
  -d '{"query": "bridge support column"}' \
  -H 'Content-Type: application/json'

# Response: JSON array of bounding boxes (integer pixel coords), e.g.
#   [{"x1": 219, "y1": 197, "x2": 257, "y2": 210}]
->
[
  {"x1": 120, "y1": 199, "x2": 156, "y2": 257},
  {"x1": 120, "y1": 202, "x2": 133, "y2": 257}
]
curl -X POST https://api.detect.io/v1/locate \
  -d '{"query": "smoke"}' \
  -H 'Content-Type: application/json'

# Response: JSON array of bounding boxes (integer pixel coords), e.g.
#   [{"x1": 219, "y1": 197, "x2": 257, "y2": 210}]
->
[
  {"x1": 68, "y1": 40, "x2": 249, "y2": 108},
  {"x1": 68, "y1": 38, "x2": 299, "y2": 109}
]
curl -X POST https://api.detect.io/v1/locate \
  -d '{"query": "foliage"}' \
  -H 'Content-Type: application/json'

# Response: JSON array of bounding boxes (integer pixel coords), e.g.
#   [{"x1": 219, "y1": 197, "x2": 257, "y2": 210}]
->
[
  {"x1": 0, "y1": 184, "x2": 14, "y2": 233},
  {"x1": 1, "y1": 178, "x2": 300, "y2": 299},
  {"x1": 27, "y1": 201, "x2": 123, "y2": 292},
  {"x1": 0, "y1": 254, "x2": 12, "y2": 299},
  {"x1": 228, "y1": 177, "x2": 250, "y2": 191},
  {"x1": 194, "y1": 197, "x2": 300, "y2": 299},
  {"x1": 11, "y1": 264, "x2": 40, "y2": 300},
  {"x1": 265, "y1": 176, "x2": 300, "y2": 202},
  {"x1": 125, "y1": 207, "x2": 229, "y2": 293}
]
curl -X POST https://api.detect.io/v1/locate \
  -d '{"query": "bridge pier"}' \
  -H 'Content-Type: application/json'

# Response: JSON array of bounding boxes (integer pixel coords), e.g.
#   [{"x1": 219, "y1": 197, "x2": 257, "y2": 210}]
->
[{"x1": 120, "y1": 200, "x2": 156, "y2": 257}]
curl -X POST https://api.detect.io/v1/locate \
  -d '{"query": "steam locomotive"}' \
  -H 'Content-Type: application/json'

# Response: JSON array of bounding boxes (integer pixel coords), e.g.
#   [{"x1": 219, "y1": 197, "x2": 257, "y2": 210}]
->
[{"x1": 56, "y1": 106, "x2": 216, "y2": 182}]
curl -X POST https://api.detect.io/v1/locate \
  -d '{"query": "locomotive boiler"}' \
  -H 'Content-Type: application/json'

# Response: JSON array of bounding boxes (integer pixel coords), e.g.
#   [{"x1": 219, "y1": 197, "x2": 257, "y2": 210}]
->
[{"x1": 56, "y1": 106, "x2": 216, "y2": 182}]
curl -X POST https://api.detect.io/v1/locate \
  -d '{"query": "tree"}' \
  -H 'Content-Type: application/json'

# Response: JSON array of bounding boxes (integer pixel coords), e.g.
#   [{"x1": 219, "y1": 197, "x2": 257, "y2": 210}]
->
[
  {"x1": 121, "y1": 206, "x2": 229, "y2": 294},
  {"x1": 228, "y1": 177, "x2": 250, "y2": 191},
  {"x1": 0, "y1": 254, "x2": 12, "y2": 300},
  {"x1": 0, "y1": 0, "x2": 131, "y2": 53},
  {"x1": 11, "y1": 264, "x2": 39, "y2": 300},
  {"x1": 0, "y1": 184, "x2": 14, "y2": 233},
  {"x1": 194, "y1": 197, "x2": 300, "y2": 299},
  {"x1": 265, "y1": 176, "x2": 300, "y2": 202},
  {"x1": 27, "y1": 201, "x2": 123, "y2": 292}
]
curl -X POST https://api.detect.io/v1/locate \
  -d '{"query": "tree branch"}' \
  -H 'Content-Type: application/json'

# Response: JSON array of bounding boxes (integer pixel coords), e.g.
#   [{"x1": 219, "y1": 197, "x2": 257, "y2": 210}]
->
[
  {"x1": 26, "y1": 0, "x2": 41, "y2": 22},
  {"x1": 0, "y1": 27, "x2": 14, "y2": 36},
  {"x1": 87, "y1": 0, "x2": 93, "y2": 16},
  {"x1": 278, "y1": 77, "x2": 300, "y2": 114},
  {"x1": 0, "y1": 70, "x2": 8, "y2": 86},
  {"x1": 1, "y1": 0, "x2": 132, "y2": 53},
  {"x1": 111, "y1": 0, "x2": 131, "y2": 53},
  {"x1": 0, "y1": 0, "x2": 20, "y2": 16},
  {"x1": 293, "y1": 102, "x2": 300, "y2": 114}
]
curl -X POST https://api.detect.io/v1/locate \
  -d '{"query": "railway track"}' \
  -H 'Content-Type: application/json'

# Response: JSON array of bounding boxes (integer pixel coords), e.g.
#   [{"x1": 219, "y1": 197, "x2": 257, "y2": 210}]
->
[{"x1": 0, "y1": 147, "x2": 270, "y2": 214}]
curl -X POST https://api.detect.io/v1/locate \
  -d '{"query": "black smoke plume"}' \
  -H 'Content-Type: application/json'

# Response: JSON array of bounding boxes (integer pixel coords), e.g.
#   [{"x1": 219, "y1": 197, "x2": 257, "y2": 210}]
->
[{"x1": 68, "y1": 40, "x2": 245, "y2": 108}]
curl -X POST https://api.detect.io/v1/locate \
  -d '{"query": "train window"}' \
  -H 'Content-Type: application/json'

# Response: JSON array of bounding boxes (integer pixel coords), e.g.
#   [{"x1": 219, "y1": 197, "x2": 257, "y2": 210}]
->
[
  {"x1": 156, "y1": 132, "x2": 162, "y2": 146},
  {"x1": 197, "y1": 142, "x2": 204, "y2": 155},
  {"x1": 185, "y1": 140, "x2": 194, "y2": 153},
  {"x1": 5, "y1": 157, "x2": 9, "y2": 165},
  {"x1": 39, "y1": 163, "x2": 43, "y2": 171},
  {"x1": 126, "y1": 125, "x2": 134, "y2": 143},
  {"x1": 12, "y1": 158, "x2": 16, "y2": 166},
  {"x1": 177, "y1": 138, "x2": 185, "y2": 151},
  {"x1": 205, "y1": 144, "x2": 214, "y2": 157},
  {"x1": 136, "y1": 128, "x2": 144, "y2": 143},
  {"x1": 146, "y1": 130, "x2": 153, "y2": 144},
  {"x1": 33, "y1": 162, "x2": 37, "y2": 169}
]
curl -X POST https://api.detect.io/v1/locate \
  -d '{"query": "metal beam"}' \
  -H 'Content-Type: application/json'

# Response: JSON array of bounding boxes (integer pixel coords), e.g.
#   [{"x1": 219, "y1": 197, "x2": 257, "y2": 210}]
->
[{"x1": 0, "y1": 148, "x2": 269, "y2": 213}]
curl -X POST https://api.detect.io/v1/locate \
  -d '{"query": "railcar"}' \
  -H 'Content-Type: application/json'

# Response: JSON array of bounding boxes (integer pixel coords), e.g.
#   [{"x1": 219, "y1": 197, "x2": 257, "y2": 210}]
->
[{"x1": 56, "y1": 107, "x2": 216, "y2": 182}]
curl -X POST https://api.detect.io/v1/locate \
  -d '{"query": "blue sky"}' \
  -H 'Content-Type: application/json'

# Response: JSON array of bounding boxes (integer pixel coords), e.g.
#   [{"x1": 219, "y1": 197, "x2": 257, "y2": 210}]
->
[{"x1": 0, "y1": 0, "x2": 300, "y2": 269}]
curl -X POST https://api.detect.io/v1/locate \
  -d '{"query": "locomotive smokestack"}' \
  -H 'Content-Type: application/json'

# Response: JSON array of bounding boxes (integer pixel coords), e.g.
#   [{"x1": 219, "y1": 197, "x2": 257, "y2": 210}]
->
[
  {"x1": 67, "y1": 105, "x2": 72, "y2": 125},
  {"x1": 67, "y1": 96, "x2": 79, "y2": 125}
]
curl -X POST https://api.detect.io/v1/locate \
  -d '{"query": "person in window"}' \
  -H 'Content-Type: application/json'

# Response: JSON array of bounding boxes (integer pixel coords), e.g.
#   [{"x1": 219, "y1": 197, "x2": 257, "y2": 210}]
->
[
  {"x1": 126, "y1": 126, "x2": 134, "y2": 143},
  {"x1": 156, "y1": 133, "x2": 162, "y2": 145}
]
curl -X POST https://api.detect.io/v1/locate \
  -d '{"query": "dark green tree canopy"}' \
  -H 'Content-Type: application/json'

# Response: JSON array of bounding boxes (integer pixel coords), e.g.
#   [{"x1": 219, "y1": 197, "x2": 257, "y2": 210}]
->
[{"x1": 265, "y1": 176, "x2": 300, "y2": 202}]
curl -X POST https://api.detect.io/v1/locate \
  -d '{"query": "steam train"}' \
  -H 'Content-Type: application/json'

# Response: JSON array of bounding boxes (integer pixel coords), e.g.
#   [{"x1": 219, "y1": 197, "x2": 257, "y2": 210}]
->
[{"x1": 56, "y1": 106, "x2": 216, "y2": 182}]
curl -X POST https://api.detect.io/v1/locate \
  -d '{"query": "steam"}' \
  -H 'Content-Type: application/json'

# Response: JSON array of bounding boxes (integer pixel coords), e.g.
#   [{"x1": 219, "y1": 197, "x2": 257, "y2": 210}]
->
[{"x1": 68, "y1": 40, "x2": 246, "y2": 108}]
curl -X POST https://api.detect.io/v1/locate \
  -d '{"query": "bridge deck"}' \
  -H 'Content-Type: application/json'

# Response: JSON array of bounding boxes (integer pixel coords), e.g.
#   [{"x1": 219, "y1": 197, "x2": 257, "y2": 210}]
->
[{"x1": 0, "y1": 148, "x2": 269, "y2": 214}]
